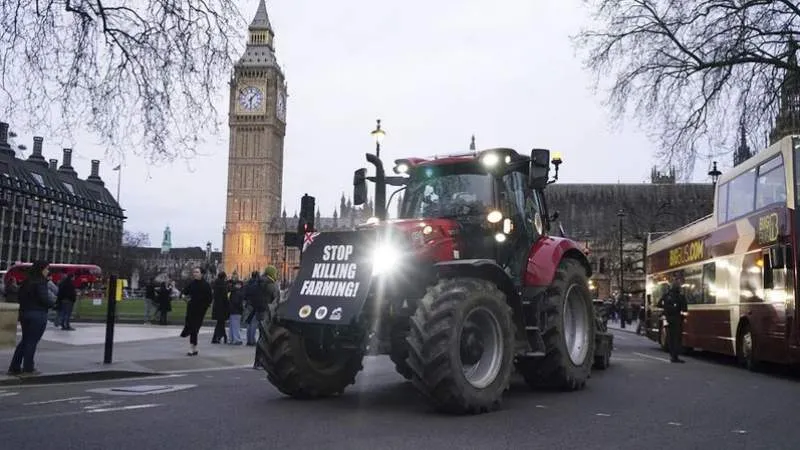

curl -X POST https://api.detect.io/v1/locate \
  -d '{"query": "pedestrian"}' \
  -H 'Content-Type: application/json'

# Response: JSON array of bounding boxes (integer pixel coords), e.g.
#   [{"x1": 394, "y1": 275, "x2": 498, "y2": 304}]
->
[
  {"x1": 180, "y1": 267, "x2": 213, "y2": 356},
  {"x1": 7, "y1": 260, "x2": 54, "y2": 376},
  {"x1": 228, "y1": 280, "x2": 244, "y2": 345},
  {"x1": 56, "y1": 274, "x2": 77, "y2": 331},
  {"x1": 657, "y1": 276, "x2": 688, "y2": 363},
  {"x1": 211, "y1": 272, "x2": 230, "y2": 344},
  {"x1": 156, "y1": 281, "x2": 172, "y2": 325},
  {"x1": 243, "y1": 271, "x2": 266, "y2": 348},
  {"x1": 144, "y1": 280, "x2": 157, "y2": 324},
  {"x1": 252, "y1": 266, "x2": 281, "y2": 369}
]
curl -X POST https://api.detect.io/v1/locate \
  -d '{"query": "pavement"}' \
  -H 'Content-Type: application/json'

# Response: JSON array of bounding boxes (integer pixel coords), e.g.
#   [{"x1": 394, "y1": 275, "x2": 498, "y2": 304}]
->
[
  {"x1": 0, "y1": 330, "x2": 798, "y2": 449},
  {"x1": 0, "y1": 322, "x2": 257, "y2": 385}
]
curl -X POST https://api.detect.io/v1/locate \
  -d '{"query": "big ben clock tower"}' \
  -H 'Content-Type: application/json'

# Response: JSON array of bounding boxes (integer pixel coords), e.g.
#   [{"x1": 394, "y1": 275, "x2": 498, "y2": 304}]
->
[{"x1": 223, "y1": 0, "x2": 287, "y2": 276}]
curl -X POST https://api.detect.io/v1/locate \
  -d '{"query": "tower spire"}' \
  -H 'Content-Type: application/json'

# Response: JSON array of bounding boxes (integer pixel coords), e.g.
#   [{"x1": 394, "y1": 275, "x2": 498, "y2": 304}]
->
[
  {"x1": 250, "y1": 0, "x2": 273, "y2": 32},
  {"x1": 768, "y1": 37, "x2": 800, "y2": 144}
]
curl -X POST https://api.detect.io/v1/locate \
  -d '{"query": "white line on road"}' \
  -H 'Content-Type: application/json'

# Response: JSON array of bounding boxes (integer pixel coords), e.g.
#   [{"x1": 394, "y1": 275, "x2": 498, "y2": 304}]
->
[
  {"x1": 732, "y1": 430, "x2": 748, "y2": 434},
  {"x1": 667, "y1": 422, "x2": 682, "y2": 426},
  {"x1": 24, "y1": 396, "x2": 91, "y2": 406},
  {"x1": 595, "y1": 413, "x2": 611, "y2": 417},
  {"x1": 0, "y1": 410, "x2": 86, "y2": 423},
  {"x1": 162, "y1": 364, "x2": 252, "y2": 375},
  {"x1": 86, "y1": 403, "x2": 161, "y2": 413},
  {"x1": 6, "y1": 373, "x2": 186, "y2": 389},
  {"x1": 0, "y1": 392, "x2": 19, "y2": 398},
  {"x1": 633, "y1": 352, "x2": 671, "y2": 363}
]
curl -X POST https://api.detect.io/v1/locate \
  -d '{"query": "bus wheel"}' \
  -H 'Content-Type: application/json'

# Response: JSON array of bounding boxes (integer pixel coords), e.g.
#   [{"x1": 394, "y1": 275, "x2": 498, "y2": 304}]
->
[{"x1": 737, "y1": 324, "x2": 760, "y2": 372}]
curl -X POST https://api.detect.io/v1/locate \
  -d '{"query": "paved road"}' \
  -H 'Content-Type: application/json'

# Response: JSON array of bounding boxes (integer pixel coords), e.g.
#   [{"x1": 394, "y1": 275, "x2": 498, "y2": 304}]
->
[{"x1": 1, "y1": 331, "x2": 798, "y2": 450}]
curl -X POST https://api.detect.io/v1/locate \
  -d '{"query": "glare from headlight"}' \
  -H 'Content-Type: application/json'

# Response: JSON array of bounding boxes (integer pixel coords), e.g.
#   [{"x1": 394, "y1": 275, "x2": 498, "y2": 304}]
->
[{"x1": 373, "y1": 245, "x2": 401, "y2": 275}]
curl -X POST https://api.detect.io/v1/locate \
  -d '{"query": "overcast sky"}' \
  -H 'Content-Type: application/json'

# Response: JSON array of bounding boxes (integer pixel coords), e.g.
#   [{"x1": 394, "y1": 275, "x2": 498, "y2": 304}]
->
[{"x1": 7, "y1": 0, "x2": 720, "y2": 249}]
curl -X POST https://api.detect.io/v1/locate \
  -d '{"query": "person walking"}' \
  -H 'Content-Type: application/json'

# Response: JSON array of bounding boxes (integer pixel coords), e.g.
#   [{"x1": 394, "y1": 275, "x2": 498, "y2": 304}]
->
[
  {"x1": 211, "y1": 272, "x2": 230, "y2": 344},
  {"x1": 657, "y1": 276, "x2": 688, "y2": 363},
  {"x1": 56, "y1": 274, "x2": 77, "y2": 331},
  {"x1": 7, "y1": 260, "x2": 54, "y2": 376},
  {"x1": 228, "y1": 280, "x2": 244, "y2": 345},
  {"x1": 252, "y1": 266, "x2": 281, "y2": 369},
  {"x1": 180, "y1": 267, "x2": 213, "y2": 356}
]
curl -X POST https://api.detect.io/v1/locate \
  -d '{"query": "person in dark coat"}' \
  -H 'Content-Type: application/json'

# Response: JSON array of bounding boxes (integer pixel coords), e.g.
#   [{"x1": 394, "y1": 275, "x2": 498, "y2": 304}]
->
[
  {"x1": 211, "y1": 272, "x2": 230, "y2": 344},
  {"x1": 56, "y1": 274, "x2": 77, "y2": 330},
  {"x1": 243, "y1": 271, "x2": 267, "y2": 347},
  {"x1": 228, "y1": 280, "x2": 244, "y2": 345},
  {"x1": 7, "y1": 260, "x2": 54, "y2": 376},
  {"x1": 657, "y1": 276, "x2": 688, "y2": 363},
  {"x1": 156, "y1": 281, "x2": 172, "y2": 325},
  {"x1": 180, "y1": 267, "x2": 213, "y2": 356}
]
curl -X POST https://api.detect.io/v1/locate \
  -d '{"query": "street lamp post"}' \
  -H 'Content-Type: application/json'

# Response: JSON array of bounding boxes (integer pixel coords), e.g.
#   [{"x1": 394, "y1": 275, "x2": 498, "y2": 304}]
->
[
  {"x1": 617, "y1": 208, "x2": 626, "y2": 329},
  {"x1": 617, "y1": 209, "x2": 625, "y2": 296},
  {"x1": 708, "y1": 161, "x2": 722, "y2": 185},
  {"x1": 370, "y1": 119, "x2": 385, "y2": 158}
]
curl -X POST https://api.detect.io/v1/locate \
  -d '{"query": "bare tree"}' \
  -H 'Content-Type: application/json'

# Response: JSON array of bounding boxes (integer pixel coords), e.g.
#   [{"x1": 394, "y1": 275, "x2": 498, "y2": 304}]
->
[
  {"x1": 576, "y1": 0, "x2": 800, "y2": 177},
  {"x1": 0, "y1": 1, "x2": 246, "y2": 163},
  {"x1": 122, "y1": 230, "x2": 151, "y2": 247}
]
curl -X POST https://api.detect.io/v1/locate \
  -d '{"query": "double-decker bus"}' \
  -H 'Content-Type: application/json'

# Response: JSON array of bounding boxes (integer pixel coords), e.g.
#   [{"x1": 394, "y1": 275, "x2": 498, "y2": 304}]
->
[
  {"x1": 3, "y1": 263, "x2": 102, "y2": 290},
  {"x1": 644, "y1": 134, "x2": 800, "y2": 370}
]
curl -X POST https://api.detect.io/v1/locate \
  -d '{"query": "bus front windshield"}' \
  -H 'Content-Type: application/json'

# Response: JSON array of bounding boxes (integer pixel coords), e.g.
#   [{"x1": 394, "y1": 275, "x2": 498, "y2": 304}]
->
[{"x1": 399, "y1": 168, "x2": 494, "y2": 220}]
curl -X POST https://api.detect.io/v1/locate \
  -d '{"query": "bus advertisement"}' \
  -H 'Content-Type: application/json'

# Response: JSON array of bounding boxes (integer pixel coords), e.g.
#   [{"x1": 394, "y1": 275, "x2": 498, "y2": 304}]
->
[{"x1": 644, "y1": 135, "x2": 800, "y2": 370}]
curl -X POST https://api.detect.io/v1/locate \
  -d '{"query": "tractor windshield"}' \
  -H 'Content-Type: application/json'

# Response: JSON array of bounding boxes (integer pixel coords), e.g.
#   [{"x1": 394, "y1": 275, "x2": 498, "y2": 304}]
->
[{"x1": 399, "y1": 165, "x2": 494, "y2": 220}]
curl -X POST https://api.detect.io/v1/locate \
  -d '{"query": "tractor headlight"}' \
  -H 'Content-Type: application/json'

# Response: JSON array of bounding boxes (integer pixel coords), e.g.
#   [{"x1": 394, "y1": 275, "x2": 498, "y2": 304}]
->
[{"x1": 373, "y1": 244, "x2": 401, "y2": 276}]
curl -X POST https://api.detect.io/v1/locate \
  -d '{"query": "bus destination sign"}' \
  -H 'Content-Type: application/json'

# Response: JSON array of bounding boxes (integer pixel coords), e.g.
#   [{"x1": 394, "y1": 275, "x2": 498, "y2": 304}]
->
[
  {"x1": 757, "y1": 212, "x2": 780, "y2": 245},
  {"x1": 667, "y1": 239, "x2": 705, "y2": 268}
]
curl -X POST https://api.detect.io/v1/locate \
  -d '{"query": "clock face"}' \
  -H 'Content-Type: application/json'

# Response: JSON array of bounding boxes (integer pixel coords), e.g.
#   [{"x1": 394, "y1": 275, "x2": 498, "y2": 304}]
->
[
  {"x1": 276, "y1": 92, "x2": 286, "y2": 121},
  {"x1": 237, "y1": 86, "x2": 264, "y2": 112}
]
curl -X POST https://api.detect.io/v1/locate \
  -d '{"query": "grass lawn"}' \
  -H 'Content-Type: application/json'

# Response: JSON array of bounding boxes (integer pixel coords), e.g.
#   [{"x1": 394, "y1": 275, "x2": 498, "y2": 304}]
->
[{"x1": 73, "y1": 297, "x2": 212, "y2": 321}]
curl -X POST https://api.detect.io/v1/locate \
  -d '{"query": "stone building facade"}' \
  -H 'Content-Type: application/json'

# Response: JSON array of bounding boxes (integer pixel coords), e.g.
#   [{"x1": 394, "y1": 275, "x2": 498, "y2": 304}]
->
[
  {"x1": 0, "y1": 122, "x2": 124, "y2": 270},
  {"x1": 545, "y1": 173, "x2": 715, "y2": 299},
  {"x1": 222, "y1": 0, "x2": 288, "y2": 277}
]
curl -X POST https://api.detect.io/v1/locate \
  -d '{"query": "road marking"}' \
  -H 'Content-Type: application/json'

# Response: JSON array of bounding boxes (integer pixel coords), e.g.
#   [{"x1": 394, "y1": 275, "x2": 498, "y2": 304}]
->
[
  {"x1": 162, "y1": 365, "x2": 251, "y2": 374},
  {"x1": 0, "y1": 410, "x2": 85, "y2": 422},
  {"x1": 0, "y1": 391, "x2": 19, "y2": 398},
  {"x1": 667, "y1": 422, "x2": 682, "y2": 426},
  {"x1": 24, "y1": 396, "x2": 91, "y2": 406},
  {"x1": 595, "y1": 413, "x2": 611, "y2": 417},
  {"x1": 5, "y1": 373, "x2": 186, "y2": 389},
  {"x1": 633, "y1": 352, "x2": 671, "y2": 363},
  {"x1": 86, "y1": 403, "x2": 161, "y2": 413},
  {"x1": 535, "y1": 405, "x2": 547, "y2": 409},
  {"x1": 732, "y1": 430, "x2": 748, "y2": 434}
]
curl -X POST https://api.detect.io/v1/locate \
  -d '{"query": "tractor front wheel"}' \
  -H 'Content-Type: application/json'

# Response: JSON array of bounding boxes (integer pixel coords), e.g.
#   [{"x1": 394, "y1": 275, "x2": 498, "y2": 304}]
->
[
  {"x1": 406, "y1": 277, "x2": 514, "y2": 414},
  {"x1": 519, "y1": 258, "x2": 596, "y2": 390},
  {"x1": 257, "y1": 321, "x2": 364, "y2": 399}
]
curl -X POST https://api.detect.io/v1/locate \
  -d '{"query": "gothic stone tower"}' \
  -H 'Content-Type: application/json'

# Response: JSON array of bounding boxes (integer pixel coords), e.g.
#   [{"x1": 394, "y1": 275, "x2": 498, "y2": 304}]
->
[{"x1": 223, "y1": 0, "x2": 287, "y2": 277}]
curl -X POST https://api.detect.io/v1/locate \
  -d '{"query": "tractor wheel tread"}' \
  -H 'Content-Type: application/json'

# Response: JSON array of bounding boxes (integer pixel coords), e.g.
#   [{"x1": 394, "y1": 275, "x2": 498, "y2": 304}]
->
[
  {"x1": 258, "y1": 320, "x2": 363, "y2": 399},
  {"x1": 406, "y1": 277, "x2": 515, "y2": 415}
]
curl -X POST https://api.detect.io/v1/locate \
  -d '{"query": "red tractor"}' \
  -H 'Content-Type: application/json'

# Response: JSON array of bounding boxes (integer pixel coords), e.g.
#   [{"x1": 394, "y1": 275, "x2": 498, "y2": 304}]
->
[{"x1": 258, "y1": 147, "x2": 613, "y2": 414}]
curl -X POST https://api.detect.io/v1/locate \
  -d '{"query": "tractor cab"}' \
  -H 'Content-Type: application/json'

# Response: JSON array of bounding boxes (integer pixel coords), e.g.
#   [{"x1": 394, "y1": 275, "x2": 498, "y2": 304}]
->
[{"x1": 353, "y1": 147, "x2": 563, "y2": 284}]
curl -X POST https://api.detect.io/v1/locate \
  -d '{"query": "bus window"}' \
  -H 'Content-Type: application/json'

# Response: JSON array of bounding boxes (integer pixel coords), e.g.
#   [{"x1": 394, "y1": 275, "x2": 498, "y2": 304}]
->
[
  {"x1": 717, "y1": 182, "x2": 729, "y2": 224},
  {"x1": 763, "y1": 251, "x2": 774, "y2": 290},
  {"x1": 682, "y1": 266, "x2": 703, "y2": 305},
  {"x1": 702, "y1": 262, "x2": 716, "y2": 304},
  {"x1": 728, "y1": 168, "x2": 756, "y2": 220},
  {"x1": 756, "y1": 155, "x2": 787, "y2": 209},
  {"x1": 741, "y1": 252, "x2": 763, "y2": 302}
]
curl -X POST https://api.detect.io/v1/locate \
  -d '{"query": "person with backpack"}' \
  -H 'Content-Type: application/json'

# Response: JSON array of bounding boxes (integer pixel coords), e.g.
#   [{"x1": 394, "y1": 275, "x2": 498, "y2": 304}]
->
[{"x1": 657, "y1": 276, "x2": 688, "y2": 363}]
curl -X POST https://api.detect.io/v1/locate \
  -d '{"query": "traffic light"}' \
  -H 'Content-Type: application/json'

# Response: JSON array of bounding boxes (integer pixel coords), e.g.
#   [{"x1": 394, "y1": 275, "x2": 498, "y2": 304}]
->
[{"x1": 299, "y1": 193, "x2": 315, "y2": 234}]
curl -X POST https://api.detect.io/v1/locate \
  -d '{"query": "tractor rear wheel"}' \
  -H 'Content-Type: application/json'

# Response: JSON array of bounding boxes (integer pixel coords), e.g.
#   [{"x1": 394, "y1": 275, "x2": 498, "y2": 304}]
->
[
  {"x1": 519, "y1": 258, "x2": 595, "y2": 390},
  {"x1": 406, "y1": 277, "x2": 514, "y2": 414},
  {"x1": 257, "y1": 321, "x2": 364, "y2": 399}
]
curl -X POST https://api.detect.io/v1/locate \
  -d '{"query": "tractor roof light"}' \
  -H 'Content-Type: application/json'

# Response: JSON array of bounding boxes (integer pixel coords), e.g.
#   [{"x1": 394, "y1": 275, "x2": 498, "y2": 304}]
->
[
  {"x1": 480, "y1": 152, "x2": 500, "y2": 168},
  {"x1": 552, "y1": 152, "x2": 563, "y2": 166}
]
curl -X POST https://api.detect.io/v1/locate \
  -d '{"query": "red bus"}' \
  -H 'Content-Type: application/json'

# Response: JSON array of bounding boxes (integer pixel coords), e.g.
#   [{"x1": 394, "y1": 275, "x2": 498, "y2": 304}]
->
[
  {"x1": 644, "y1": 134, "x2": 800, "y2": 370},
  {"x1": 3, "y1": 263, "x2": 102, "y2": 289}
]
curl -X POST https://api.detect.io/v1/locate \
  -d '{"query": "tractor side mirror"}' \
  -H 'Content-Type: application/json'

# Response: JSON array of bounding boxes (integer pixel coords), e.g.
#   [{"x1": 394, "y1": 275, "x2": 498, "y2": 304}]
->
[
  {"x1": 353, "y1": 168, "x2": 367, "y2": 206},
  {"x1": 529, "y1": 148, "x2": 550, "y2": 189}
]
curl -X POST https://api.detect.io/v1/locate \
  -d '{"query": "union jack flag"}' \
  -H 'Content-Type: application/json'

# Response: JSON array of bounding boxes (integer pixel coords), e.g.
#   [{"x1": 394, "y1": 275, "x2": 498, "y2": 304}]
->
[{"x1": 303, "y1": 232, "x2": 321, "y2": 252}]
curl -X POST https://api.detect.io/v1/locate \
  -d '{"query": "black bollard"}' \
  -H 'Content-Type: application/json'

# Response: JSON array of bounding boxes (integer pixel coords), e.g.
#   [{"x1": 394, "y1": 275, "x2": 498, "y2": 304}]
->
[{"x1": 103, "y1": 275, "x2": 118, "y2": 364}]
